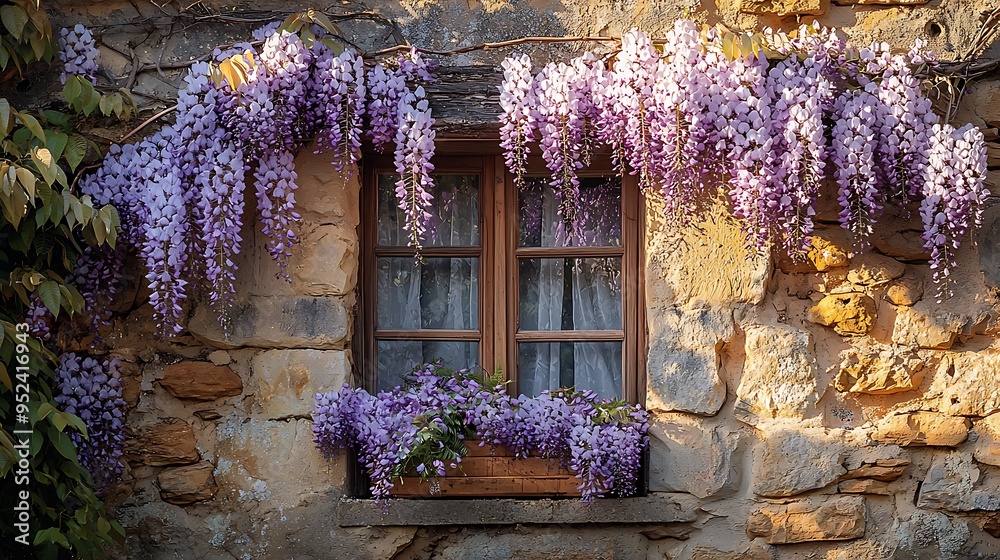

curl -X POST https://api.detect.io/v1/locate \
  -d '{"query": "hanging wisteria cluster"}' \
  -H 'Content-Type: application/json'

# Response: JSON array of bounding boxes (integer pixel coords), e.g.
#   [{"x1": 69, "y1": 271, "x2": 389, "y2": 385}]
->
[
  {"x1": 499, "y1": 21, "x2": 989, "y2": 298},
  {"x1": 58, "y1": 23, "x2": 99, "y2": 84},
  {"x1": 52, "y1": 353, "x2": 128, "y2": 494},
  {"x1": 80, "y1": 23, "x2": 435, "y2": 335},
  {"x1": 312, "y1": 362, "x2": 648, "y2": 505},
  {"x1": 73, "y1": 16, "x2": 990, "y2": 337}
]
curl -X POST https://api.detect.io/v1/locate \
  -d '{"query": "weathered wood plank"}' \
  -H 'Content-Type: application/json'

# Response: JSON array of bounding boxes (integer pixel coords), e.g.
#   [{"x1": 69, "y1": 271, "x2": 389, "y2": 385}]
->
[{"x1": 424, "y1": 66, "x2": 503, "y2": 138}]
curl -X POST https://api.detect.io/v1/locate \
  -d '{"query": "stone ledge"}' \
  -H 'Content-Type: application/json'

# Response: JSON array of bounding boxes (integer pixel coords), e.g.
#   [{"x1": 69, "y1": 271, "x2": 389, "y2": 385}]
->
[{"x1": 336, "y1": 494, "x2": 697, "y2": 527}]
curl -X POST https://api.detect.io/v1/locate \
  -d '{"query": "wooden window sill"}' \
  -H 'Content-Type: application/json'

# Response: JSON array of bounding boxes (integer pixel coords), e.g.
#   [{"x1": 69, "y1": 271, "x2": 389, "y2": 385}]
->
[{"x1": 335, "y1": 494, "x2": 697, "y2": 527}]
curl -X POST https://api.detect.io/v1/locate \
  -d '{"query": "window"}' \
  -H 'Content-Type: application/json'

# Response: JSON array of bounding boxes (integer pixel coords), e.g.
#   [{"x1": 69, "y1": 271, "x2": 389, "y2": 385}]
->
[{"x1": 359, "y1": 150, "x2": 644, "y2": 402}]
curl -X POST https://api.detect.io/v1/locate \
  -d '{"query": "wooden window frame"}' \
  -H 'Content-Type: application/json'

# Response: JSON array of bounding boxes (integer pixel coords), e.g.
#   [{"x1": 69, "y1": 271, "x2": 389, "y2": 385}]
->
[{"x1": 358, "y1": 149, "x2": 645, "y2": 405}]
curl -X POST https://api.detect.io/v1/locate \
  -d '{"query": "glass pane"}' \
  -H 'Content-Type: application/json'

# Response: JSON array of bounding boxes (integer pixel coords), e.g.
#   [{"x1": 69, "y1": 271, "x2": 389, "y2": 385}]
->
[
  {"x1": 377, "y1": 173, "x2": 480, "y2": 247},
  {"x1": 519, "y1": 176, "x2": 621, "y2": 247},
  {"x1": 377, "y1": 258, "x2": 479, "y2": 330},
  {"x1": 519, "y1": 258, "x2": 621, "y2": 330},
  {"x1": 518, "y1": 342, "x2": 622, "y2": 399},
  {"x1": 377, "y1": 341, "x2": 479, "y2": 392}
]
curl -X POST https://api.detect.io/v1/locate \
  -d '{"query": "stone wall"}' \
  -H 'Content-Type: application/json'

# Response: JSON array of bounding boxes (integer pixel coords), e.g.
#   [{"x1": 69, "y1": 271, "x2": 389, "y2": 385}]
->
[{"x1": 43, "y1": 0, "x2": 1000, "y2": 558}]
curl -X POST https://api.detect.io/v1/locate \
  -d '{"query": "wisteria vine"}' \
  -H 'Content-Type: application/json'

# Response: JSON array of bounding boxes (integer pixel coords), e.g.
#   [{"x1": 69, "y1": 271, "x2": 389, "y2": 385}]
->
[
  {"x1": 500, "y1": 21, "x2": 989, "y2": 298},
  {"x1": 58, "y1": 23, "x2": 99, "y2": 84},
  {"x1": 74, "y1": 16, "x2": 989, "y2": 338},
  {"x1": 53, "y1": 353, "x2": 128, "y2": 494},
  {"x1": 311, "y1": 363, "x2": 648, "y2": 505},
  {"x1": 80, "y1": 23, "x2": 434, "y2": 335}
]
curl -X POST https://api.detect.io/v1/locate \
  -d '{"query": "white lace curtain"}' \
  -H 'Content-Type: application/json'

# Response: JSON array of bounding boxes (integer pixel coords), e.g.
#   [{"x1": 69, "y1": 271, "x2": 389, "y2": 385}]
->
[
  {"x1": 374, "y1": 175, "x2": 622, "y2": 397},
  {"x1": 518, "y1": 181, "x2": 622, "y2": 398},
  {"x1": 375, "y1": 175, "x2": 479, "y2": 391}
]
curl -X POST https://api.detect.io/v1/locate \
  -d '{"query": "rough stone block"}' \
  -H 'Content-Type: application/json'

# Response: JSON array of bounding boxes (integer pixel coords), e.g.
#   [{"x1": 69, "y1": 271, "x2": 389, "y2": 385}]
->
[
  {"x1": 751, "y1": 426, "x2": 847, "y2": 498},
  {"x1": 335, "y1": 494, "x2": 698, "y2": 526},
  {"x1": 159, "y1": 361, "x2": 243, "y2": 401},
  {"x1": 747, "y1": 496, "x2": 866, "y2": 544},
  {"x1": 124, "y1": 419, "x2": 200, "y2": 466},
  {"x1": 892, "y1": 302, "x2": 965, "y2": 349},
  {"x1": 917, "y1": 452, "x2": 1000, "y2": 512},
  {"x1": 834, "y1": 345, "x2": 925, "y2": 395},
  {"x1": 807, "y1": 292, "x2": 876, "y2": 334},
  {"x1": 895, "y1": 511, "x2": 971, "y2": 559},
  {"x1": 189, "y1": 295, "x2": 351, "y2": 349},
  {"x1": 939, "y1": 351, "x2": 1000, "y2": 416},
  {"x1": 646, "y1": 306, "x2": 732, "y2": 415},
  {"x1": 838, "y1": 479, "x2": 890, "y2": 495},
  {"x1": 690, "y1": 541, "x2": 775, "y2": 560},
  {"x1": 214, "y1": 417, "x2": 347, "y2": 509},
  {"x1": 846, "y1": 253, "x2": 905, "y2": 287},
  {"x1": 832, "y1": 0, "x2": 929, "y2": 4},
  {"x1": 884, "y1": 274, "x2": 924, "y2": 306},
  {"x1": 158, "y1": 462, "x2": 218, "y2": 505},
  {"x1": 648, "y1": 416, "x2": 739, "y2": 498},
  {"x1": 740, "y1": 0, "x2": 823, "y2": 15},
  {"x1": 808, "y1": 234, "x2": 850, "y2": 271},
  {"x1": 873, "y1": 230, "x2": 932, "y2": 261},
  {"x1": 249, "y1": 349, "x2": 352, "y2": 419},
  {"x1": 291, "y1": 223, "x2": 358, "y2": 297},
  {"x1": 872, "y1": 412, "x2": 969, "y2": 447},
  {"x1": 973, "y1": 414, "x2": 1000, "y2": 467},
  {"x1": 737, "y1": 324, "x2": 818, "y2": 422},
  {"x1": 645, "y1": 201, "x2": 769, "y2": 308},
  {"x1": 840, "y1": 459, "x2": 909, "y2": 482},
  {"x1": 293, "y1": 146, "x2": 359, "y2": 223},
  {"x1": 207, "y1": 350, "x2": 231, "y2": 365}
]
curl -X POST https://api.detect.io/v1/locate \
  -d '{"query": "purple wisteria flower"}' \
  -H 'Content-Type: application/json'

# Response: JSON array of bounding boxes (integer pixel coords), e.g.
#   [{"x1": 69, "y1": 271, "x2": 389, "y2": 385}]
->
[{"x1": 312, "y1": 362, "x2": 649, "y2": 505}]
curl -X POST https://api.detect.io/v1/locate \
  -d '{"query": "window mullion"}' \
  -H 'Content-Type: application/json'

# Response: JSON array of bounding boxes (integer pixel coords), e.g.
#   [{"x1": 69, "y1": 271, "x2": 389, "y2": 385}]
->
[
  {"x1": 622, "y1": 173, "x2": 640, "y2": 405},
  {"x1": 481, "y1": 156, "x2": 496, "y2": 376}
]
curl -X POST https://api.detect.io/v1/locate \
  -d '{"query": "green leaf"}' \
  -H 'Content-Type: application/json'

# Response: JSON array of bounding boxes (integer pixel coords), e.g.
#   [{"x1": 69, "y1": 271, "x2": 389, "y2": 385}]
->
[
  {"x1": 321, "y1": 38, "x2": 345, "y2": 56},
  {"x1": 14, "y1": 111, "x2": 44, "y2": 142},
  {"x1": 0, "y1": 97, "x2": 10, "y2": 137},
  {"x1": 30, "y1": 146, "x2": 56, "y2": 185},
  {"x1": 92, "y1": 215, "x2": 106, "y2": 245},
  {"x1": 15, "y1": 166, "x2": 36, "y2": 199},
  {"x1": 1, "y1": 5, "x2": 28, "y2": 41},
  {"x1": 37, "y1": 401, "x2": 56, "y2": 421},
  {"x1": 34, "y1": 527, "x2": 70, "y2": 548},
  {"x1": 62, "y1": 75, "x2": 82, "y2": 104},
  {"x1": 0, "y1": 45, "x2": 9, "y2": 70},
  {"x1": 34, "y1": 176, "x2": 51, "y2": 203},
  {"x1": 111, "y1": 93, "x2": 123, "y2": 117},
  {"x1": 98, "y1": 93, "x2": 111, "y2": 115},
  {"x1": 0, "y1": 361, "x2": 10, "y2": 390},
  {"x1": 51, "y1": 411, "x2": 67, "y2": 432},
  {"x1": 32, "y1": 228, "x2": 53, "y2": 253},
  {"x1": 300, "y1": 26, "x2": 315, "y2": 49},
  {"x1": 27, "y1": 31, "x2": 47, "y2": 61},
  {"x1": 310, "y1": 12, "x2": 337, "y2": 35},
  {"x1": 48, "y1": 429, "x2": 77, "y2": 461},
  {"x1": 38, "y1": 279, "x2": 61, "y2": 317},
  {"x1": 40, "y1": 109, "x2": 71, "y2": 129},
  {"x1": 63, "y1": 413, "x2": 87, "y2": 436},
  {"x1": 63, "y1": 134, "x2": 87, "y2": 171},
  {"x1": 82, "y1": 89, "x2": 100, "y2": 116}
]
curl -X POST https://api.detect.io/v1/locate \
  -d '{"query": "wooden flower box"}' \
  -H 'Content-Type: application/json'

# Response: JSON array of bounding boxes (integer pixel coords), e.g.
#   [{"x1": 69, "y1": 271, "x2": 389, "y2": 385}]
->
[{"x1": 390, "y1": 441, "x2": 582, "y2": 498}]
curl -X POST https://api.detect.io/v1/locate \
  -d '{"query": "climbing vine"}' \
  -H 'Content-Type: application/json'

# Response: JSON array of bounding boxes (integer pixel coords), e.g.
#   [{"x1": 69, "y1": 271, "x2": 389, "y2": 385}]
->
[
  {"x1": 500, "y1": 23, "x2": 988, "y2": 299},
  {"x1": 75, "y1": 14, "x2": 991, "y2": 344}
]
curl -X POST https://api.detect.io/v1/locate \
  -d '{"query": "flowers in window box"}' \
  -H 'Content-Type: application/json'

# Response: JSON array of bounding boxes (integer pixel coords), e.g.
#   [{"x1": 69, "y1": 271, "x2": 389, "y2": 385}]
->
[{"x1": 311, "y1": 362, "x2": 649, "y2": 506}]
